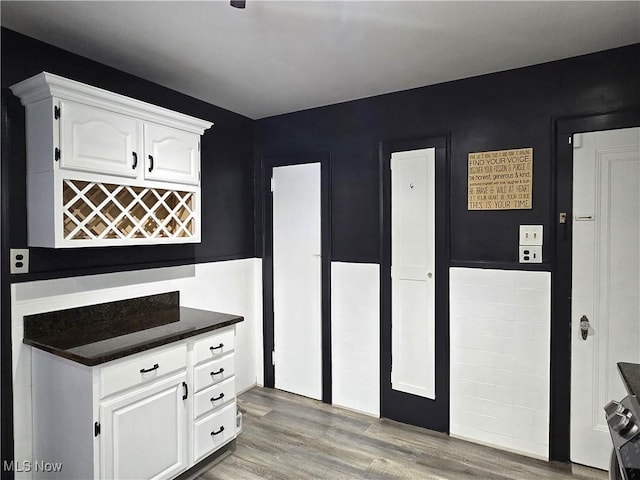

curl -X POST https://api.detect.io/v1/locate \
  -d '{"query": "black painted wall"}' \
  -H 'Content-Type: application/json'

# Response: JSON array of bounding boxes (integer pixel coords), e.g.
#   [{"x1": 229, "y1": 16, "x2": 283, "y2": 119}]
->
[
  {"x1": 253, "y1": 43, "x2": 640, "y2": 461},
  {"x1": 255, "y1": 44, "x2": 640, "y2": 265},
  {"x1": 1, "y1": 28, "x2": 255, "y2": 281}
]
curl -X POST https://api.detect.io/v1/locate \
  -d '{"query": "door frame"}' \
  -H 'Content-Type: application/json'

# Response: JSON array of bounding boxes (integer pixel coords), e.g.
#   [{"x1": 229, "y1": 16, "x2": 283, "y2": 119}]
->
[
  {"x1": 379, "y1": 135, "x2": 450, "y2": 432},
  {"x1": 552, "y1": 107, "x2": 640, "y2": 461},
  {"x1": 261, "y1": 150, "x2": 332, "y2": 403},
  {"x1": 1, "y1": 90, "x2": 15, "y2": 479}
]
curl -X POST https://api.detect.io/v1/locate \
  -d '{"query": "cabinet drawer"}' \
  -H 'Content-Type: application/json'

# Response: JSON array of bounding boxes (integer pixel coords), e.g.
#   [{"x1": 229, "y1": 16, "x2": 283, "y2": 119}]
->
[
  {"x1": 194, "y1": 377, "x2": 235, "y2": 419},
  {"x1": 193, "y1": 403, "x2": 236, "y2": 463},
  {"x1": 193, "y1": 328, "x2": 235, "y2": 365},
  {"x1": 193, "y1": 354, "x2": 234, "y2": 393},
  {"x1": 100, "y1": 344, "x2": 187, "y2": 398}
]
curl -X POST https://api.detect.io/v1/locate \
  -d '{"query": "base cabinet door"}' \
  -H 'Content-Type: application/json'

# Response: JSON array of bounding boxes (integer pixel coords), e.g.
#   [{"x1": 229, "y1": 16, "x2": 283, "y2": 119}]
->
[{"x1": 100, "y1": 372, "x2": 188, "y2": 480}]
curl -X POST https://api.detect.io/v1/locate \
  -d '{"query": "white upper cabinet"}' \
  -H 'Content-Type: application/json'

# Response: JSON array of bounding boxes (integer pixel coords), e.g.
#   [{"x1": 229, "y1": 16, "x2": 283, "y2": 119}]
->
[
  {"x1": 59, "y1": 100, "x2": 142, "y2": 178},
  {"x1": 10, "y1": 72, "x2": 213, "y2": 248},
  {"x1": 145, "y1": 122, "x2": 200, "y2": 185}
]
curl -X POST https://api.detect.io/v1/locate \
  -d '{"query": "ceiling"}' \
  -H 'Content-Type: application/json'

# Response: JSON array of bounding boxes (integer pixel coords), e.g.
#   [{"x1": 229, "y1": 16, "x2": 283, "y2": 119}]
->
[{"x1": 1, "y1": 1, "x2": 639, "y2": 119}]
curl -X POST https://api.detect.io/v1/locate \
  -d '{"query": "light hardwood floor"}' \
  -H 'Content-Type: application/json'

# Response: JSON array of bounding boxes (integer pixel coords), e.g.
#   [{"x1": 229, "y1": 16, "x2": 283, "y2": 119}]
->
[{"x1": 198, "y1": 387, "x2": 608, "y2": 480}]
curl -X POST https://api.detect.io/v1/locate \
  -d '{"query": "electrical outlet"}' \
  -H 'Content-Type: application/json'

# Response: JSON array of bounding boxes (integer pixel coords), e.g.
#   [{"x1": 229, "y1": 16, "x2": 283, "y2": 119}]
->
[
  {"x1": 10, "y1": 248, "x2": 29, "y2": 274},
  {"x1": 519, "y1": 246, "x2": 542, "y2": 263},
  {"x1": 519, "y1": 225, "x2": 543, "y2": 246}
]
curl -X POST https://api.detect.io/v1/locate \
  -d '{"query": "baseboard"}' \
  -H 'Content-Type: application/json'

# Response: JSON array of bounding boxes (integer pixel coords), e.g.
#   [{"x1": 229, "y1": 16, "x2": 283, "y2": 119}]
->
[
  {"x1": 449, "y1": 433, "x2": 549, "y2": 462},
  {"x1": 237, "y1": 382, "x2": 258, "y2": 396}
]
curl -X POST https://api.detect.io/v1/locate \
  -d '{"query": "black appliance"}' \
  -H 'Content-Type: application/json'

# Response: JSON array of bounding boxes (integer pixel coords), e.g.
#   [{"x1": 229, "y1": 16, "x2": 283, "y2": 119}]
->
[{"x1": 606, "y1": 363, "x2": 640, "y2": 480}]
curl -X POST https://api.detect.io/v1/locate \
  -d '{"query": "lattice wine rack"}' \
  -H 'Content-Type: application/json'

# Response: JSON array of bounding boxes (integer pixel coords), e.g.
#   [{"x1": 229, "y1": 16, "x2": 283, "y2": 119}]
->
[{"x1": 62, "y1": 179, "x2": 196, "y2": 241}]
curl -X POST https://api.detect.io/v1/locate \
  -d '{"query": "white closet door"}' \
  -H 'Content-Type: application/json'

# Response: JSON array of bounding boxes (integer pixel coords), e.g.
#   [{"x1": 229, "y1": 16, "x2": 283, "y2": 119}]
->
[
  {"x1": 272, "y1": 163, "x2": 322, "y2": 400},
  {"x1": 391, "y1": 148, "x2": 436, "y2": 399}
]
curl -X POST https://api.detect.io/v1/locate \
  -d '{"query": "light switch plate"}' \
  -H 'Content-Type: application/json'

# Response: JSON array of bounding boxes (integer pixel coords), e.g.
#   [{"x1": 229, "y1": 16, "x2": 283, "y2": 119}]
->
[
  {"x1": 10, "y1": 248, "x2": 29, "y2": 274},
  {"x1": 519, "y1": 225, "x2": 543, "y2": 246},
  {"x1": 519, "y1": 246, "x2": 542, "y2": 263}
]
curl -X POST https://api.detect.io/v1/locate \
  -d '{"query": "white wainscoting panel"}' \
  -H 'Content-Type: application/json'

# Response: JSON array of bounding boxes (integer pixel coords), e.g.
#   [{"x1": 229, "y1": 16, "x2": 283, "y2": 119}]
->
[
  {"x1": 450, "y1": 267, "x2": 551, "y2": 459},
  {"x1": 10, "y1": 259, "x2": 260, "y2": 479},
  {"x1": 331, "y1": 262, "x2": 380, "y2": 416},
  {"x1": 253, "y1": 259, "x2": 264, "y2": 387},
  {"x1": 181, "y1": 259, "x2": 260, "y2": 393}
]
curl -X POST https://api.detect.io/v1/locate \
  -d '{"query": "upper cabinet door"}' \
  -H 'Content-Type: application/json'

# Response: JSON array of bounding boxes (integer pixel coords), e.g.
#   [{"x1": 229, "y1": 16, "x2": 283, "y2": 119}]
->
[
  {"x1": 144, "y1": 122, "x2": 200, "y2": 185},
  {"x1": 59, "y1": 100, "x2": 142, "y2": 178}
]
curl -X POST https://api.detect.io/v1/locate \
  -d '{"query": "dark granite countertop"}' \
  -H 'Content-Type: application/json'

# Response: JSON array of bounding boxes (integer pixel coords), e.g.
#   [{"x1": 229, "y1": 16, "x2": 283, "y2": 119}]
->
[
  {"x1": 618, "y1": 362, "x2": 640, "y2": 397},
  {"x1": 23, "y1": 292, "x2": 243, "y2": 366}
]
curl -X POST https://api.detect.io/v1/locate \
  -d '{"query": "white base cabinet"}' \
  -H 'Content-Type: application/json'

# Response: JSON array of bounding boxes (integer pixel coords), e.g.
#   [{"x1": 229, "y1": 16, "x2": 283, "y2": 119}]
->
[{"x1": 30, "y1": 326, "x2": 238, "y2": 480}]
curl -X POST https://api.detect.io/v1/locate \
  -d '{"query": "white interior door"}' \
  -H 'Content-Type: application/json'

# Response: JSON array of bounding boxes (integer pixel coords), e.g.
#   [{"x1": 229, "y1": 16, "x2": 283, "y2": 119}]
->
[
  {"x1": 272, "y1": 163, "x2": 322, "y2": 400},
  {"x1": 570, "y1": 127, "x2": 640, "y2": 470},
  {"x1": 391, "y1": 148, "x2": 436, "y2": 399}
]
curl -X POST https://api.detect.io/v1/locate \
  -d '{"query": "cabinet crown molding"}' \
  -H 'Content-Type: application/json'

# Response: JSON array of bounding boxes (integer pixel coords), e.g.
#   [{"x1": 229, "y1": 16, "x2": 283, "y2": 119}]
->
[{"x1": 10, "y1": 71, "x2": 213, "y2": 134}]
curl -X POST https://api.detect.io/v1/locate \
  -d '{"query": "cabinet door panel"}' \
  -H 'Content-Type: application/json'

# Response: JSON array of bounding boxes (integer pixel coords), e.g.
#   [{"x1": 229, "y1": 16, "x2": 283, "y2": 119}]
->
[
  {"x1": 100, "y1": 373, "x2": 188, "y2": 480},
  {"x1": 145, "y1": 122, "x2": 199, "y2": 185},
  {"x1": 59, "y1": 100, "x2": 141, "y2": 178}
]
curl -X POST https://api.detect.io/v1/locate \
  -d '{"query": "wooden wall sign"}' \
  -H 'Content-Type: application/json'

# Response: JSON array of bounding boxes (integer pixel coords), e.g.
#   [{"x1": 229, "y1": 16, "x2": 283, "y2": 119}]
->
[{"x1": 468, "y1": 148, "x2": 533, "y2": 210}]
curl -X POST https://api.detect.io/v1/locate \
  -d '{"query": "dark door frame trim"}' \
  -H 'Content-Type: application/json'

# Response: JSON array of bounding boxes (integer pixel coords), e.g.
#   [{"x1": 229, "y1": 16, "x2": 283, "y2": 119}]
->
[
  {"x1": 551, "y1": 107, "x2": 640, "y2": 461},
  {"x1": 379, "y1": 134, "x2": 451, "y2": 432},
  {"x1": 1, "y1": 88, "x2": 16, "y2": 480},
  {"x1": 261, "y1": 150, "x2": 332, "y2": 403}
]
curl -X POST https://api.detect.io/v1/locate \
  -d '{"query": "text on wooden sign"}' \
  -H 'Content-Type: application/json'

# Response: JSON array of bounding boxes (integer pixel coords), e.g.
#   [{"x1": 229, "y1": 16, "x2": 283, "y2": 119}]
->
[{"x1": 468, "y1": 148, "x2": 533, "y2": 210}]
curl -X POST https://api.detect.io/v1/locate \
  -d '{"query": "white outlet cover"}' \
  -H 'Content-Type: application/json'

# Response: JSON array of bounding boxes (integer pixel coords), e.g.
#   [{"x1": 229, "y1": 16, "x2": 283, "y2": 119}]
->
[
  {"x1": 519, "y1": 245, "x2": 542, "y2": 263},
  {"x1": 10, "y1": 248, "x2": 29, "y2": 274},
  {"x1": 519, "y1": 225, "x2": 543, "y2": 246}
]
